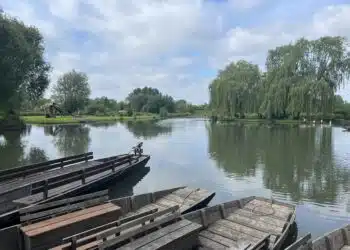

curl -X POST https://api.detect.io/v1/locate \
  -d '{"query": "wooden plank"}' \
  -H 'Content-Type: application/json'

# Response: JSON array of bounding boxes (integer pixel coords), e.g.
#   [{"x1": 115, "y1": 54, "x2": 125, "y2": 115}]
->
[
  {"x1": 198, "y1": 235, "x2": 231, "y2": 249},
  {"x1": 156, "y1": 197, "x2": 190, "y2": 212},
  {"x1": 341, "y1": 246, "x2": 350, "y2": 250},
  {"x1": 0, "y1": 155, "x2": 94, "y2": 183},
  {"x1": 163, "y1": 193, "x2": 198, "y2": 206},
  {"x1": 20, "y1": 196, "x2": 108, "y2": 223},
  {"x1": 215, "y1": 220, "x2": 269, "y2": 239},
  {"x1": 243, "y1": 203, "x2": 290, "y2": 220},
  {"x1": 172, "y1": 188, "x2": 207, "y2": 201},
  {"x1": 226, "y1": 213, "x2": 283, "y2": 235},
  {"x1": 285, "y1": 233, "x2": 312, "y2": 250},
  {"x1": 23, "y1": 204, "x2": 122, "y2": 250},
  {"x1": 248, "y1": 199, "x2": 293, "y2": 214},
  {"x1": 207, "y1": 224, "x2": 260, "y2": 243},
  {"x1": 0, "y1": 152, "x2": 93, "y2": 177},
  {"x1": 326, "y1": 229, "x2": 346, "y2": 250},
  {"x1": 200, "y1": 230, "x2": 239, "y2": 248},
  {"x1": 58, "y1": 208, "x2": 159, "y2": 249},
  {"x1": 233, "y1": 209, "x2": 286, "y2": 228},
  {"x1": 96, "y1": 205, "x2": 179, "y2": 240},
  {"x1": 21, "y1": 203, "x2": 115, "y2": 233},
  {"x1": 136, "y1": 222, "x2": 202, "y2": 250},
  {"x1": 97, "y1": 212, "x2": 181, "y2": 249},
  {"x1": 19, "y1": 190, "x2": 108, "y2": 214},
  {"x1": 117, "y1": 219, "x2": 193, "y2": 249},
  {"x1": 312, "y1": 236, "x2": 328, "y2": 250}
]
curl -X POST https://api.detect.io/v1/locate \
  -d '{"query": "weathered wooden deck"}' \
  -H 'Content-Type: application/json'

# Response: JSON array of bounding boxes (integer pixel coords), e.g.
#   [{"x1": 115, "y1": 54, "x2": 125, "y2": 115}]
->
[{"x1": 195, "y1": 198, "x2": 295, "y2": 250}]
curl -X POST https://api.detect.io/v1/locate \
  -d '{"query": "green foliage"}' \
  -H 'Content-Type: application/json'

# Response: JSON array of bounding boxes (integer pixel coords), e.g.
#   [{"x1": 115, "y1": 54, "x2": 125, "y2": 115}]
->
[
  {"x1": 52, "y1": 70, "x2": 91, "y2": 114},
  {"x1": 127, "y1": 87, "x2": 175, "y2": 114},
  {"x1": 0, "y1": 11, "x2": 50, "y2": 112},
  {"x1": 210, "y1": 36, "x2": 350, "y2": 120},
  {"x1": 159, "y1": 107, "x2": 168, "y2": 118}
]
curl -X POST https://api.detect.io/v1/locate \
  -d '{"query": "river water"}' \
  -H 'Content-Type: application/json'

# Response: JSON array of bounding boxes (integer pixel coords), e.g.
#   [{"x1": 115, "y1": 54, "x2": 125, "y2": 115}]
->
[{"x1": 0, "y1": 118, "x2": 349, "y2": 238}]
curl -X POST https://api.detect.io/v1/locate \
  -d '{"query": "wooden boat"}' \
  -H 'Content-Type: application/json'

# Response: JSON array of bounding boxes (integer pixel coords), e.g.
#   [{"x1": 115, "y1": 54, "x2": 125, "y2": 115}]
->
[
  {"x1": 285, "y1": 224, "x2": 350, "y2": 250},
  {"x1": 181, "y1": 196, "x2": 296, "y2": 250},
  {"x1": 0, "y1": 143, "x2": 150, "y2": 229},
  {"x1": 0, "y1": 186, "x2": 215, "y2": 250},
  {"x1": 44, "y1": 195, "x2": 292, "y2": 250}
]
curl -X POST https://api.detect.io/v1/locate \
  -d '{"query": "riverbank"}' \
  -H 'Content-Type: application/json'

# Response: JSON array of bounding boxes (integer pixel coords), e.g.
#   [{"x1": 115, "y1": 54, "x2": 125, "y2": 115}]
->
[{"x1": 22, "y1": 115, "x2": 159, "y2": 124}]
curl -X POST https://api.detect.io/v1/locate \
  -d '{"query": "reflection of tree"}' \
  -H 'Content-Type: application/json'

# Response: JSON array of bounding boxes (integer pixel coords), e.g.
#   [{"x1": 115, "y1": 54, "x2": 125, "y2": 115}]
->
[
  {"x1": 0, "y1": 131, "x2": 24, "y2": 170},
  {"x1": 0, "y1": 129, "x2": 48, "y2": 169},
  {"x1": 21, "y1": 147, "x2": 49, "y2": 165},
  {"x1": 109, "y1": 166, "x2": 150, "y2": 198},
  {"x1": 207, "y1": 123, "x2": 350, "y2": 203},
  {"x1": 52, "y1": 125, "x2": 91, "y2": 156},
  {"x1": 207, "y1": 123, "x2": 260, "y2": 177},
  {"x1": 122, "y1": 121, "x2": 172, "y2": 139}
]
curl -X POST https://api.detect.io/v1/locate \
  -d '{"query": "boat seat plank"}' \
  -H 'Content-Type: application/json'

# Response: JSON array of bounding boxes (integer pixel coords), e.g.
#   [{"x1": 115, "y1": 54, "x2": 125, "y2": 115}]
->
[
  {"x1": 21, "y1": 203, "x2": 116, "y2": 233},
  {"x1": 207, "y1": 224, "x2": 260, "y2": 243},
  {"x1": 119, "y1": 220, "x2": 201, "y2": 250},
  {"x1": 200, "y1": 230, "x2": 239, "y2": 248},
  {"x1": 156, "y1": 198, "x2": 190, "y2": 212},
  {"x1": 97, "y1": 212, "x2": 181, "y2": 249},
  {"x1": 199, "y1": 235, "x2": 232, "y2": 249},
  {"x1": 21, "y1": 203, "x2": 122, "y2": 250},
  {"x1": 233, "y1": 208, "x2": 286, "y2": 228},
  {"x1": 243, "y1": 203, "x2": 290, "y2": 220},
  {"x1": 225, "y1": 213, "x2": 283, "y2": 235},
  {"x1": 215, "y1": 219, "x2": 269, "y2": 239}
]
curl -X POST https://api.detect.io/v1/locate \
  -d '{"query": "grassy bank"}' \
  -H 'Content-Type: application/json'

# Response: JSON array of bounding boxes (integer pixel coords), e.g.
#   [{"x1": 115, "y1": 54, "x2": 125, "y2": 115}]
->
[{"x1": 22, "y1": 115, "x2": 158, "y2": 124}]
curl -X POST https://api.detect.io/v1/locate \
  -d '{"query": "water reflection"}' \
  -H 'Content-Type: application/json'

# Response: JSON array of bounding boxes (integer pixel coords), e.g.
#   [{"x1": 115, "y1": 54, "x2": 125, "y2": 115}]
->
[
  {"x1": 49, "y1": 125, "x2": 91, "y2": 156},
  {"x1": 207, "y1": 123, "x2": 350, "y2": 205},
  {"x1": 0, "y1": 128, "x2": 49, "y2": 169},
  {"x1": 121, "y1": 120, "x2": 172, "y2": 139},
  {"x1": 109, "y1": 166, "x2": 150, "y2": 198}
]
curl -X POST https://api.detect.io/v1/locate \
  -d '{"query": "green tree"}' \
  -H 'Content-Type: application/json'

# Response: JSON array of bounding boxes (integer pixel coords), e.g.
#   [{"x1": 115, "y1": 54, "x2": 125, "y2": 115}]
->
[
  {"x1": 0, "y1": 11, "x2": 50, "y2": 114},
  {"x1": 52, "y1": 70, "x2": 91, "y2": 114},
  {"x1": 209, "y1": 36, "x2": 350, "y2": 120},
  {"x1": 126, "y1": 87, "x2": 175, "y2": 114}
]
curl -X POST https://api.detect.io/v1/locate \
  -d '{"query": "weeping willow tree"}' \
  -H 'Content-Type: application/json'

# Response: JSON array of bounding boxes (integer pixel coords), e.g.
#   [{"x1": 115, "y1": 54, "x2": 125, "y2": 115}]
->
[
  {"x1": 209, "y1": 60, "x2": 263, "y2": 119},
  {"x1": 210, "y1": 36, "x2": 350, "y2": 120}
]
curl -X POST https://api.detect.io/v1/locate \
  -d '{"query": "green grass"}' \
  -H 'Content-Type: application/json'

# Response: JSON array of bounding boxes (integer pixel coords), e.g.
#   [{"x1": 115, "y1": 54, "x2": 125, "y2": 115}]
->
[
  {"x1": 217, "y1": 118, "x2": 303, "y2": 124},
  {"x1": 22, "y1": 115, "x2": 158, "y2": 124}
]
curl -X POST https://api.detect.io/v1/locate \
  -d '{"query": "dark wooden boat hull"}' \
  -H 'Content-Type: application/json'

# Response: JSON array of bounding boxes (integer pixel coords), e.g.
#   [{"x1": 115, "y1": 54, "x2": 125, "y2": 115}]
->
[{"x1": 0, "y1": 155, "x2": 150, "y2": 229}]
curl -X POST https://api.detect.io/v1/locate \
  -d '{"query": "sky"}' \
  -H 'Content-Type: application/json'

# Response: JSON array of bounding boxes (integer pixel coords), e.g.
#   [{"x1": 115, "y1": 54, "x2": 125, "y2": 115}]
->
[{"x1": 2, "y1": 0, "x2": 350, "y2": 104}]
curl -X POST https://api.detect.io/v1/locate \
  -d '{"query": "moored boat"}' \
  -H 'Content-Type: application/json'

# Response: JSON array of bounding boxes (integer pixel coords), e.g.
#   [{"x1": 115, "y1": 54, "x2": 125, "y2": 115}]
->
[
  {"x1": 0, "y1": 143, "x2": 150, "y2": 228},
  {"x1": 182, "y1": 196, "x2": 296, "y2": 250},
  {"x1": 285, "y1": 224, "x2": 350, "y2": 250},
  {"x1": 0, "y1": 186, "x2": 215, "y2": 250}
]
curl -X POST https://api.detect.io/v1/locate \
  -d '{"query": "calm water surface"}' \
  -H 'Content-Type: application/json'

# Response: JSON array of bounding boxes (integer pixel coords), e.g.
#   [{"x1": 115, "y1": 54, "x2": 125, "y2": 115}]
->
[{"x1": 0, "y1": 119, "x2": 349, "y2": 238}]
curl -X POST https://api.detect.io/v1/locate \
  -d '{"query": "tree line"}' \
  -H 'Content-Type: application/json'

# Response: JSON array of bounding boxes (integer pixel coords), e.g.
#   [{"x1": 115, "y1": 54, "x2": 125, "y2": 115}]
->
[
  {"x1": 0, "y1": 10, "x2": 206, "y2": 122},
  {"x1": 209, "y1": 37, "x2": 350, "y2": 121}
]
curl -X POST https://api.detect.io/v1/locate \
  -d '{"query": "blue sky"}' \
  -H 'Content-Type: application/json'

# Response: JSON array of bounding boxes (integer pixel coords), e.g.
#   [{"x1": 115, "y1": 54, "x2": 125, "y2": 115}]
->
[{"x1": 2, "y1": 0, "x2": 350, "y2": 104}]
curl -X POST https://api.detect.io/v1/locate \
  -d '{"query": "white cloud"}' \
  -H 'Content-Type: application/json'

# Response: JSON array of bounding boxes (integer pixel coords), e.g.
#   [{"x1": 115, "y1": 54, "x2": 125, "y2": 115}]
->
[{"x1": 1, "y1": 0, "x2": 350, "y2": 103}]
